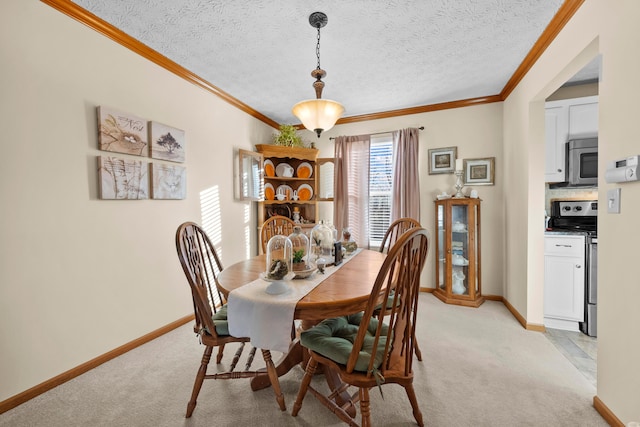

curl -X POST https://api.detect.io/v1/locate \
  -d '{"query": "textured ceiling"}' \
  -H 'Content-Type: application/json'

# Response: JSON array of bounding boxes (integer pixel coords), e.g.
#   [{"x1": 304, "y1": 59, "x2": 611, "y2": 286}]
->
[{"x1": 71, "y1": 0, "x2": 576, "y2": 126}]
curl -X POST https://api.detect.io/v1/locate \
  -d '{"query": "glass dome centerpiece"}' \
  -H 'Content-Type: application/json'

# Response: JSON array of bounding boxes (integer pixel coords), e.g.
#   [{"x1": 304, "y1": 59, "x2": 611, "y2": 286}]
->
[
  {"x1": 310, "y1": 221, "x2": 334, "y2": 267},
  {"x1": 263, "y1": 235, "x2": 294, "y2": 294},
  {"x1": 288, "y1": 226, "x2": 315, "y2": 279}
]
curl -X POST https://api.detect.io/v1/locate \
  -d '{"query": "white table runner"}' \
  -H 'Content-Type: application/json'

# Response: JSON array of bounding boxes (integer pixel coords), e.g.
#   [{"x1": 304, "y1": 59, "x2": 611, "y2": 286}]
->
[{"x1": 227, "y1": 249, "x2": 362, "y2": 353}]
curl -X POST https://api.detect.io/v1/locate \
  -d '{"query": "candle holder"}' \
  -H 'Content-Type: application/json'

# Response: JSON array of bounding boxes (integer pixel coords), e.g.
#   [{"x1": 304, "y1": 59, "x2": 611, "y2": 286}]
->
[{"x1": 454, "y1": 170, "x2": 465, "y2": 198}]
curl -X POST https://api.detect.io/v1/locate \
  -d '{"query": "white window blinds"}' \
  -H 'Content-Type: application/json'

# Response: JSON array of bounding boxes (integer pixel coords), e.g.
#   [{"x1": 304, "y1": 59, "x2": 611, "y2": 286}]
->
[{"x1": 368, "y1": 139, "x2": 393, "y2": 249}]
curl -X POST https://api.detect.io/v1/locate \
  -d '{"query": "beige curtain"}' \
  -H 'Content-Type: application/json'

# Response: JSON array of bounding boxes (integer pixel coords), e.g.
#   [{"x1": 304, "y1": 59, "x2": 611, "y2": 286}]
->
[
  {"x1": 333, "y1": 135, "x2": 371, "y2": 248},
  {"x1": 391, "y1": 128, "x2": 421, "y2": 221}
]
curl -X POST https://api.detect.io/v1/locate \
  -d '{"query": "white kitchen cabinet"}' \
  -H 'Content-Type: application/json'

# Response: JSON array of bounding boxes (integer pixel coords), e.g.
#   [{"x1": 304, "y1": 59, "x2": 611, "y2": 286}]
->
[
  {"x1": 544, "y1": 96, "x2": 598, "y2": 182},
  {"x1": 544, "y1": 234, "x2": 585, "y2": 331}
]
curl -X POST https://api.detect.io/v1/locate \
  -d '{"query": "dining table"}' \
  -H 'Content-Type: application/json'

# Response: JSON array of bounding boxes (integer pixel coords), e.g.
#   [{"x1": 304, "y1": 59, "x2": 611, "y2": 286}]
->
[{"x1": 216, "y1": 248, "x2": 387, "y2": 401}]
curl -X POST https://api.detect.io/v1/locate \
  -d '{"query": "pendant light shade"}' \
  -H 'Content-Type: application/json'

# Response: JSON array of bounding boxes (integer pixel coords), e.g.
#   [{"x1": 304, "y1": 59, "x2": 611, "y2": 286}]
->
[
  {"x1": 292, "y1": 12, "x2": 344, "y2": 138},
  {"x1": 292, "y1": 98, "x2": 344, "y2": 138}
]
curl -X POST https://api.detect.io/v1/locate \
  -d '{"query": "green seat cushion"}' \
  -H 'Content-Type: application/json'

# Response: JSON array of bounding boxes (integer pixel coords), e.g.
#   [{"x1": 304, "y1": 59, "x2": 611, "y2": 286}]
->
[
  {"x1": 300, "y1": 312, "x2": 388, "y2": 372},
  {"x1": 374, "y1": 291, "x2": 397, "y2": 312},
  {"x1": 204, "y1": 304, "x2": 230, "y2": 336}
]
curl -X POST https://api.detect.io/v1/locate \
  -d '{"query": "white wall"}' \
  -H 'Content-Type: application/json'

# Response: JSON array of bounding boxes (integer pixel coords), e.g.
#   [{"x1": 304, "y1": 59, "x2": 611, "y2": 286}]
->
[
  {"x1": 0, "y1": 0, "x2": 274, "y2": 401},
  {"x1": 503, "y1": 0, "x2": 640, "y2": 422},
  {"x1": 310, "y1": 103, "x2": 505, "y2": 297}
]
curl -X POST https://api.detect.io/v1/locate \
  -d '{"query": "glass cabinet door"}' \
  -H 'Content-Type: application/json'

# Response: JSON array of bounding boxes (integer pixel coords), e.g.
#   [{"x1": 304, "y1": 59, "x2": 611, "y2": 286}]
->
[
  {"x1": 437, "y1": 204, "x2": 445, "y2": 289},
  {"x1": 451, "y1": 203, "x2": 470, "y2": 296}
]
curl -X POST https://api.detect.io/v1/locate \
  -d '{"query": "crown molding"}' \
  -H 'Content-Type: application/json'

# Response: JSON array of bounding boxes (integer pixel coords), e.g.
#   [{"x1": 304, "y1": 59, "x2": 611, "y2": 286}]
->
[
  {"x1": 42, "y1": 0, "x2": 585, "y2": 128},
  {"x1": 500, "y1": 0, "x2": 586, "y2": 99},
  {"x1": 40, "y1": 0, "x2": 280, "y2": 129}
]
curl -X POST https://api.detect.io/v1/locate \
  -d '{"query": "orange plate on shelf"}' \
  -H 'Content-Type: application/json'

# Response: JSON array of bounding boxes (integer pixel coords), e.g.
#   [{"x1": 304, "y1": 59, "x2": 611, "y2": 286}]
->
[
  {"x1": 264, "y1": 159, "x2": 275, "y2": 177},
  {"x1": 265, "y1": 183, "x2": 275, "y2": 200},
  {"x1": 298, "y1": 184, "x2": 313, "y2": 201},
  {"x1": 297, "y1": 162, "x2": 313, "y2": 178}
]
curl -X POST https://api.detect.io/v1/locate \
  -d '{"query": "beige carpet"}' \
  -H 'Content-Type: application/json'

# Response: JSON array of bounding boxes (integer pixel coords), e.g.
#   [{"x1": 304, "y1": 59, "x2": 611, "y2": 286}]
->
[{"x1": 0, "y1": 294, "x2": 606, "y2": 426}]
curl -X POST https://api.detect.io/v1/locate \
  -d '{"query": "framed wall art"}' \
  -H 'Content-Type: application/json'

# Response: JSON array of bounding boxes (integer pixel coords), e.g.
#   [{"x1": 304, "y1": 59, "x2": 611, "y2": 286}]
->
[
  {"x1": 149, "y1": 121, "x2": 185, "y2": 163},
  {"x1": 98, "y1": 156, "x2": 149, "y2": 199},
  {"x1": 428, "y1": 146, "x2": 457, "y2": 174},
  {"x1": 463, "y1": 157, "x2": 495, "y2": 185},
  {"x1": 97, "y1": 106, "x2": 148, "y2": 156},
  {"x1": 151, "y1": 163, "x2": 186, "y2": 199}
]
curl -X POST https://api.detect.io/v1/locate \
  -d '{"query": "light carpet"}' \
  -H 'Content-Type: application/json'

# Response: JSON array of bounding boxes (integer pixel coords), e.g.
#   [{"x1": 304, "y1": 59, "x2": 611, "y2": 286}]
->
[{"x1": 0, "y1": 294, "x2": 606, "y2": 426}]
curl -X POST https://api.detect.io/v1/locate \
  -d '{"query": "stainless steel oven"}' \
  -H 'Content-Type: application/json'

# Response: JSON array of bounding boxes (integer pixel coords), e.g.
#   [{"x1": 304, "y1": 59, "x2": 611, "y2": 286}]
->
[
  {"x1": 581, "y1": 235, "x2": 597, "y2": 336},
  {"x1": 548, "y1": 200, "x2": 598, "y2": 336},
  {"x1": 567, "y1": 137, "x2": 598, "y2": 186}
]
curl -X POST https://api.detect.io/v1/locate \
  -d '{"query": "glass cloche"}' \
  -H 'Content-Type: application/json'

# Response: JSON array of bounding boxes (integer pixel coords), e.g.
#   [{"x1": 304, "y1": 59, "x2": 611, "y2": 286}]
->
[
  {"x1": 310, "y1": 221, "x2": 334, "y2": 264},
  {"x1": 264, "y1": 235, "x2": 293, "y2": 281},
  {"x1": 288, "y1": 226, "x2": 312, "y2": 271}
]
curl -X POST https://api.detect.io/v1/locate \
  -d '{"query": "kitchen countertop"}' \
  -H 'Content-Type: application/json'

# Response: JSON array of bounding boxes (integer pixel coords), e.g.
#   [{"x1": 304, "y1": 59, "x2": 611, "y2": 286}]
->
[{"x1": 545, "y1": 229, "x2": 591, "y2": 237}]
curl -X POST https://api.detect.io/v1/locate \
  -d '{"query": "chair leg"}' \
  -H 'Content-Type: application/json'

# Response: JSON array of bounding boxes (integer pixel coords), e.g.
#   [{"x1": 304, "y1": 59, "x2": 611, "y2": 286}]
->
[
  {"x1": 261, "y1": 349, "x2": 286, "y2": 411},
  {"x1": 403, "y1": 383, "x2": 424, "y2": 427},
  {"x1": 216, "y1": 343, "x2": 225, "y2": 364},
  {"x1": 292, "y1": 357, "x2": 318, "y2": 416},
  {"x1": 359, "y1": 387, "x2": 371, "y2": 427},
  {"x1": 414, "y1": 338, "x2": 423, "y2": 361},
  {"x1": 186, "y1": 345, "x2": 213, "y2": 418}
]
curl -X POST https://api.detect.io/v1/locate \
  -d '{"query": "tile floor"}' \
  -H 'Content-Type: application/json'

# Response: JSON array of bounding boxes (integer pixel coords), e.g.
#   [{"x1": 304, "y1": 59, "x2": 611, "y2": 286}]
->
[{"x1": 544, "y1": 328, "x2": 597, "y2": 387}]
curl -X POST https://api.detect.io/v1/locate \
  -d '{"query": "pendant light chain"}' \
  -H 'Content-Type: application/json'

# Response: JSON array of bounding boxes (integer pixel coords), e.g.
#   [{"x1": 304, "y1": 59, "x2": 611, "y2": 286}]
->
[{"x1": 316, "y1": 26, "x2": 321, "y2": 71}]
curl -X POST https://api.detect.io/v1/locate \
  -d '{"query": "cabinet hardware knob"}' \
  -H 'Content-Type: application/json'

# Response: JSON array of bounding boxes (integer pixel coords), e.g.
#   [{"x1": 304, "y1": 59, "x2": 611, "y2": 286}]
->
[
  {"x1": 557, "y1": 169, "x2": 562, "y2": 172},
  {"x1": 576, "y1": 265, "x2": 582, "y2": 268}
]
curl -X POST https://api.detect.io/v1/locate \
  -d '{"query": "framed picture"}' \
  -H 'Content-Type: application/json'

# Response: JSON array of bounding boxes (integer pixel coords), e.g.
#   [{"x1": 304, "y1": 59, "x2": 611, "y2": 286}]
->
[
  {"x1": 428, "y1": 146, "x2": 457, "y2": 174},
  {"x1": 151, "y1": 163, "x2": 186, "y2": 199},
  {"x1": 149, "y1": 121, "x2": 185, "y2": 163},
  {"x1": 98, "y1": 156, "x2": 149, "y2": 199},
  {"x1": 97, "y1": 106, "x2": 148, "y2": 156},
  {"x1": 463, "y1": 157, "x2": 495, "y2": 185}
]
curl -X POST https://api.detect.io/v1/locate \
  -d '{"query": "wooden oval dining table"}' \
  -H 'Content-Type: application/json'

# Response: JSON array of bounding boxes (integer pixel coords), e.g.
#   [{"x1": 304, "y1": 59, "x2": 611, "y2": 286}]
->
[{"x1": 216, "y1": 249, "x2": 386, "y2": 397}]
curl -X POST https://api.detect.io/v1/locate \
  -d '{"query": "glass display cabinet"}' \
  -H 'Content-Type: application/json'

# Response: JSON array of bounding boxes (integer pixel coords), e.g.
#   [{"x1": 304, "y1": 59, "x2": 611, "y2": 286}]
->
[{"x1": 434, "y1": 197, "x2": 484, "y2": 307}]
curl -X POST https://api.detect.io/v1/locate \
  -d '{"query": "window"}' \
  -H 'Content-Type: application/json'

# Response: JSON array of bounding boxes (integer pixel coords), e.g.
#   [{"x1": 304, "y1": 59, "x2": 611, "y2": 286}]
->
[{"x1": 368, "y1": 137, "x2": 393, "y2": 248}]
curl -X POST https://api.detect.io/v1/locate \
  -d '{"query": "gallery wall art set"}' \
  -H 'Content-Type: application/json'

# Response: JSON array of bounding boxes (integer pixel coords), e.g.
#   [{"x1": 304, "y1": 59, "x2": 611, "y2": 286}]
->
[{"x1": 96, "y1": 106, "x2": 186, "y2": 200}]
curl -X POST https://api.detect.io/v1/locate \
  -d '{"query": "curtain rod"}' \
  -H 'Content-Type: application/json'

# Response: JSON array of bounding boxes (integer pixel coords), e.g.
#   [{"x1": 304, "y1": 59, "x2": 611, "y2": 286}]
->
[{"x1": 329, "y1": 126, "x2": 424, "y2": 140}]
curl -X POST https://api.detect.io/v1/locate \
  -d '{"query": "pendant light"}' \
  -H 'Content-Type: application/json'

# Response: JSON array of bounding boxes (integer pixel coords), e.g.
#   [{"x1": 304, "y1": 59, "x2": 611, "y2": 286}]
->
[{"x1": 292, "y1": 12, "x2": 344, "y2": 138}]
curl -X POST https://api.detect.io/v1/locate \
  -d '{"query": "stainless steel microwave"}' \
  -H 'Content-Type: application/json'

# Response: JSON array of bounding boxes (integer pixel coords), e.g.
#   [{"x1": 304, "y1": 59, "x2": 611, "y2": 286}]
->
[{"x1": 567, "y1": 137, "x2": 598, "y2": 186}]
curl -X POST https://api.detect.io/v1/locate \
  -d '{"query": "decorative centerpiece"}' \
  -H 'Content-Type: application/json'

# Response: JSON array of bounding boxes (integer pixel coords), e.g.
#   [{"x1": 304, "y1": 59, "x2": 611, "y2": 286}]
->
[
  {"x1": 311, "y1": 221, "x2": 334, "y2": 264},
  {"x1": 341, "y1": 227, "x2": 358, "y2": 255},
  {"x1": 288, "y1": 226, "x2": 315, "y2": 279},
  {"x1": 263, "y1": 235, "x2": 294, "y2": 294}
]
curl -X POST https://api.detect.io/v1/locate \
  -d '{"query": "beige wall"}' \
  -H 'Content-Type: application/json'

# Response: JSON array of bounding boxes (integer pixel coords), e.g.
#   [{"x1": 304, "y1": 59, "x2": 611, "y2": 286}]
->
[
  {"x1": 503, "y1": 0, "x2": 640, "y2": 422},
  {"x1": 0, "y1": 1, "x2": 274, "y2": 401},
  {"x1": 311, "y1": 103, "x2": 505, "y2": 297},
  {"x1": 3, "y1": 0, "x2": 639, "y2": 423}
]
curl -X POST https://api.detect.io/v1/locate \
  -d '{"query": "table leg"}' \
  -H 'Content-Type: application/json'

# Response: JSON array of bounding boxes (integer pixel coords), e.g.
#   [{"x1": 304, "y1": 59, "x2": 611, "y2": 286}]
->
[{"x1": 250, "y1": 339, "x2": 303, "y2": 391}]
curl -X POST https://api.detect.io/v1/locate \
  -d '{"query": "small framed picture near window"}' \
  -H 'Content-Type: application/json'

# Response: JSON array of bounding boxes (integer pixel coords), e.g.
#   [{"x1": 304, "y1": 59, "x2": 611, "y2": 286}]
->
[
  {"x1": 463, "y1": 157, "x2": 495, "y2": 185},
  {"x1": 428, "y1": 146, "x2": 457, "y2": 174}
]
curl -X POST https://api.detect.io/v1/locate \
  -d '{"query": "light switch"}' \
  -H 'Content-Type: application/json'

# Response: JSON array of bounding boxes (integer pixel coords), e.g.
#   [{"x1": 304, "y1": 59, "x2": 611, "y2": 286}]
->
[{"x1": 607, "y1": 188, "x2": 621, "y2": 214}]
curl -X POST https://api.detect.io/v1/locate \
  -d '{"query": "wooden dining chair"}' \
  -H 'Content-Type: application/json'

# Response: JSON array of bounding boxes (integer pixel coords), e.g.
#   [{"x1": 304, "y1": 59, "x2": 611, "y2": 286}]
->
[
  {"x1": 175, "y1": 222, "x2": 286, "y2": 417},
  {"x1": 379, "y1": 217, "x2": 421, "y2": 253},
  {"x1": 260, "y1": 215, "x2": 295, "y2": 253},
  {"x1": 292, "y1": 227, "x2": 430, "y2": 427},
  {"x1": 377, "y1": 217, "x2": 424, "y2": 361}
]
